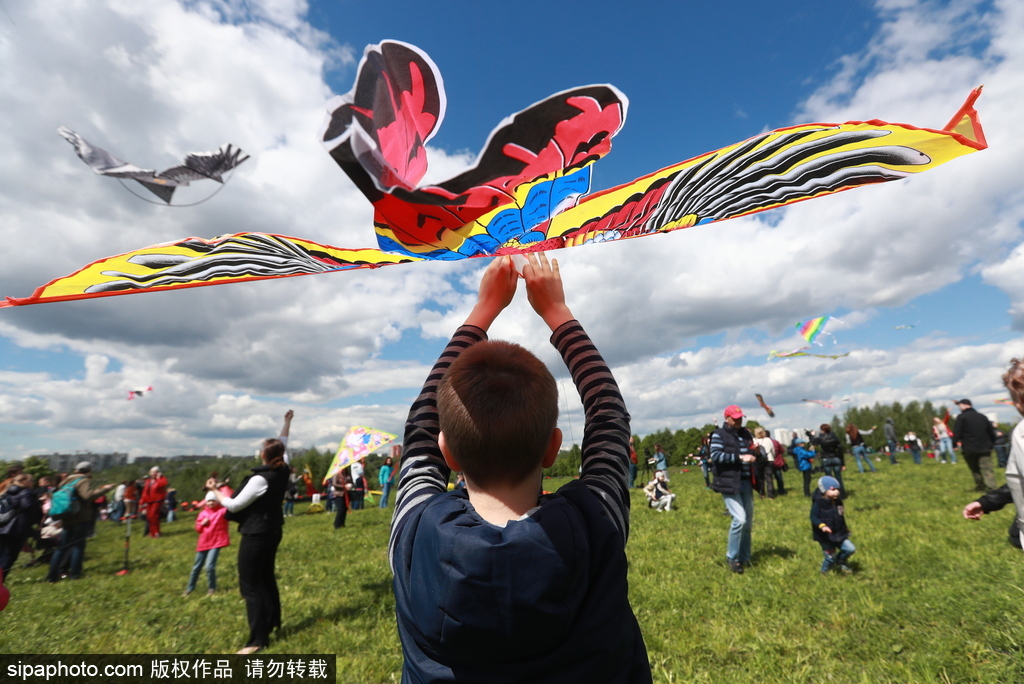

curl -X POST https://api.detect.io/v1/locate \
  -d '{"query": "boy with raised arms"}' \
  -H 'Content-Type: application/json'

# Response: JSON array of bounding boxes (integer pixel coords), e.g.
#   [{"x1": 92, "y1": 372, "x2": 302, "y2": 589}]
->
[{"x1": 389, "y1": 253, "x2": 651, "y2": 683}]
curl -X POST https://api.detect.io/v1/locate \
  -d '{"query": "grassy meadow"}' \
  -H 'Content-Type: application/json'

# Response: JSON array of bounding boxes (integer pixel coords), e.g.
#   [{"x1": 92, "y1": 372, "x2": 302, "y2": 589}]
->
[{"x1": 2, "y1": 457, "x2": 1023, "y2": 683}]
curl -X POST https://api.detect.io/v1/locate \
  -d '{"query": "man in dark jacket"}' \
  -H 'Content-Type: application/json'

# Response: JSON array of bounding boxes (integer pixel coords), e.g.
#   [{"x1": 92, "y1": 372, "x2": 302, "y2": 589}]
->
[
  {"x1": 883, "y1": 418, "x2": 900, "y2": 465},
  {"x1": 46, "y1": 462, "x2": 115, "y2": 582},
  {"x1": 710, "y1": 405, "x2": 759, "y2": 573},
  {"x1": 953, "y1": 398, "x2": 997, "y2": 491}
]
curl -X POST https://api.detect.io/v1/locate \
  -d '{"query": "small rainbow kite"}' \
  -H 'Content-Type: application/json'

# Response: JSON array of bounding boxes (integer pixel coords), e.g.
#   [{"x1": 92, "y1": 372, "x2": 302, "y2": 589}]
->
[
  {"x1": 796, "y1": 317, "x2": 831, "y2": 345},
  {"x1": 324, "y1": 426, "x2": 397, "y2": 481},
  {"x1": 993, "y1": 398, "x2": 1014, "y2": 406}
]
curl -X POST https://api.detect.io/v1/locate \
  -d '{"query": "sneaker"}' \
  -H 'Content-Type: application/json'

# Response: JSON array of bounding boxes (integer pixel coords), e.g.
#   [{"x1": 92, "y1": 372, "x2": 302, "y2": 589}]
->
[
  {"x1": 839, "y1": 564, "x2": 853, "y2": 574},
  {"x1": 727, "y1": 559, "x2": 744, "y2": 574},
  {"x1": 182, "y1": 590, "x2": 192, "y2": 597},
  {"x1": 940, "y1": 460, "x2": 946, "y2": 464},
  {"x1": 207, "y1": 589, "x2": 216, "y2": 596}
]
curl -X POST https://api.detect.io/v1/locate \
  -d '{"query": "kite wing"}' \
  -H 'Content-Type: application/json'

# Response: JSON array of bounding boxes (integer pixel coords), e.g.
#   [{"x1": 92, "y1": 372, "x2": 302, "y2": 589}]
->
[
  {"x1": 320, "y1": 40, "x2": 628, "y2": 259},
  {"x1": 755, "y1": 393, "x2": 775, "y2": 418},
  {"x1": 2, "y1": 56, "x2": 984, "y2": 306},
  {"x1": 2, "y1": 233, "x2": 420, "y2": 306},
  {"x1": 324, "y1": 426, "x2": 397, "y2": 481},
  {"x1": 157, "y1": 145, "x2": 250, "y2": 185},
  {"x1": 58, "y1": 127, "x2": 248, "y2": 204}
]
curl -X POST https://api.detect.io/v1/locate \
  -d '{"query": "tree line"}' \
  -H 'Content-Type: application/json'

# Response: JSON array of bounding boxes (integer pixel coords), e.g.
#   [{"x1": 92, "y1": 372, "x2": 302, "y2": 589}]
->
[{"x1": 549, "y1": 399, "x2": 1018, "y2": 475}]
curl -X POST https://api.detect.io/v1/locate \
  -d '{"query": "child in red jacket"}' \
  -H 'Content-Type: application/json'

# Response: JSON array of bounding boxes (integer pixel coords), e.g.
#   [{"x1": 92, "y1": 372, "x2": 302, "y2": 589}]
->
[{"x1": 184, "y1": 492, "x2": 230, "y2": 596}]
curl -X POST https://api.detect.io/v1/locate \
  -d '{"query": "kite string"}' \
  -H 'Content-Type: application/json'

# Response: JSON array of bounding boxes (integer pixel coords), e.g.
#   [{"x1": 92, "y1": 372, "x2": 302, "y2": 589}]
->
[{"x1": 114, "y1": 167, "x2": 238, "y2": 207}]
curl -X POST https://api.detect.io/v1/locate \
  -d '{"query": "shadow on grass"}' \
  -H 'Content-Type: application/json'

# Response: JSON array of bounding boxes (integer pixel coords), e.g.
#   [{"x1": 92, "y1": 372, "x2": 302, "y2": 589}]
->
[
  {"x1": 750, "y1": 545, "x2": 797, "y2": 562},
  {"x1": 281, "y1": 578, "x2": 395, "y2": 638}
]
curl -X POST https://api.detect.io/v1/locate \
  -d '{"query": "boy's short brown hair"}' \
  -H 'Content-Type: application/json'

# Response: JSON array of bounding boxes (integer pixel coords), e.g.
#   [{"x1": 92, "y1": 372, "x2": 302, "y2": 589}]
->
[{"x1": 438, "y1": 340, "x2": 558, "y2": 486}]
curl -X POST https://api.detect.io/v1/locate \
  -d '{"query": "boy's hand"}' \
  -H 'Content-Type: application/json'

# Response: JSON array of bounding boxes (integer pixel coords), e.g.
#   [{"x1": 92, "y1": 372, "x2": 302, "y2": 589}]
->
[
  {"x1": 523, "y1": 252, "x2": 573, "y2": 331},
  {"x1": 821, "y1": 525, "x2": 832, "y2": 534},
  {"x1": 465, "y1": 256, "x2": 518, "y2": 331}
]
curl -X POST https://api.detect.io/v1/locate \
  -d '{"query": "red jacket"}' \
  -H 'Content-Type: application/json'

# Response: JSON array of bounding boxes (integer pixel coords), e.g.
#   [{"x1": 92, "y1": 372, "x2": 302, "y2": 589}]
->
[
  {"x1": 140, "y1": 476, "x2": 168, "y2": 505},
  {"x1": 194, "y1": 506, "x2": 230, "y2": 551}
]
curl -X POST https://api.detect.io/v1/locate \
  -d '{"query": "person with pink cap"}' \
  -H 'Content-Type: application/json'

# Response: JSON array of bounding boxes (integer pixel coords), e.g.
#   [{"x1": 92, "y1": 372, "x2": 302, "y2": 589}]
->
[{"x1": 709, "y1": 405, "x2": 760, "y2": 574}]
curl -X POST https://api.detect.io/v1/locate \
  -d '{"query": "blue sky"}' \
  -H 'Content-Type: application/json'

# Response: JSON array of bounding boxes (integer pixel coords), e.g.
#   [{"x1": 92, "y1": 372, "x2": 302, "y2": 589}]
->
[{"x1": 0, "y1": 0, "x2": 1022, "y2": 460}]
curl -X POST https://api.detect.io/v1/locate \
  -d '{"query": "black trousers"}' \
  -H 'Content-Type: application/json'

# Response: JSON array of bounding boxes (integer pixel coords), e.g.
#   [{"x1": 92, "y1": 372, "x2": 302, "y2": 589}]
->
[
  {"x1": 237, "y1": 528, "x2": 282, "y2": 648},
  {"x1": 802, "y1": 470, "x2": 813, "y2": 497}
]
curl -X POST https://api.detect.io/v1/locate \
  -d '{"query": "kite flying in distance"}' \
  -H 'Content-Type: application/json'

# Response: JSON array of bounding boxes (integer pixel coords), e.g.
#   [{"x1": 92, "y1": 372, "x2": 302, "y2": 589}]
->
[
  {"x1": 755, "y1": 393, "x2": 775, "y2": 418},
  {"x1": 126, "y1": 385, "x2": 153, "y2": 400},
  {"x1": 57, "y1": 127, "x2": 249, "y2": 205},
  {"x1": 0, "y1": 42, "x2": 986, "y2": 307},
  {"x1": 767, "y1": 348, "x2": 851, "y2": 360},
  {"x1": 802, "y1": 398, "x2": 836, "y2": 410}
]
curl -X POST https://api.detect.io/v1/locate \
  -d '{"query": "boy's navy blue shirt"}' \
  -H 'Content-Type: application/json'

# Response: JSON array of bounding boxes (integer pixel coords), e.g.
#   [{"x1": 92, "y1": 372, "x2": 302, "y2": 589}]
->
[{"x1": 389, "y1": 321, "x2": 651, "y2": 684}]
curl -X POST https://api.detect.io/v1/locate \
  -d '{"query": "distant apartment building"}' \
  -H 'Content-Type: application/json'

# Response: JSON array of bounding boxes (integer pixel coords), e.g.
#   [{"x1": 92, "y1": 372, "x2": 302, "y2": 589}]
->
[{"x1": 43, "y1": 451, "x2": 129, "y2": 473}]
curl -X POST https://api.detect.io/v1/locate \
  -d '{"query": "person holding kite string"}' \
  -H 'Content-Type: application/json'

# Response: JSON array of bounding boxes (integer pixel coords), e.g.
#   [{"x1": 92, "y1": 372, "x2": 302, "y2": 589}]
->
[
  {"x1": 388, "y1": 253, "x2": 651, "y2": 682},
  {"x1": 205, "y1": 410, "x2": 293, "y2": 654}
]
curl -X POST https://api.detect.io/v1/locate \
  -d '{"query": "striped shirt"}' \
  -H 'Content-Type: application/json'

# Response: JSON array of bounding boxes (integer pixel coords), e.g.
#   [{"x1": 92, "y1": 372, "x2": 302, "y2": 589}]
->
[{"x1": 389, "y1": 319, "x2": 633, "y2": 570}]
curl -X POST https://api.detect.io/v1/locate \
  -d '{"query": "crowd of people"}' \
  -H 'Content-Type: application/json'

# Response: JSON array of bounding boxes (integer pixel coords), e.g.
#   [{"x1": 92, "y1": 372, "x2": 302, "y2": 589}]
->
[{"x1": 628, "y1": 383, "x2": 1016, "y2": 583}]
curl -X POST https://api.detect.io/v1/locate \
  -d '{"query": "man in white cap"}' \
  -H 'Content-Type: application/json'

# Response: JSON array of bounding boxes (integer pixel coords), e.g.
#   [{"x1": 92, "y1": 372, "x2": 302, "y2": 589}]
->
[{"x1": 710, "y1": 405, "x2": 759, "y2": 574}]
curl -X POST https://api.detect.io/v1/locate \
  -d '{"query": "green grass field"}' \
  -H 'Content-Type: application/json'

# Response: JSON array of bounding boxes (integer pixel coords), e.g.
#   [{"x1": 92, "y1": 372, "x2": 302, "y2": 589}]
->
[{"x1": 2, "y1": 458, "x2": 1022, "y2": 683}]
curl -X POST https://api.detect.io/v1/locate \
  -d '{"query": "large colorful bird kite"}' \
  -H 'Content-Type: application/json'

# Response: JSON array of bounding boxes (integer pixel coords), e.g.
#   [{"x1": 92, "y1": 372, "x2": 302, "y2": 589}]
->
[
  {"x1": 0, "y1": 41, "x2": 986, "y2": 307},
  {"x1": 58, "y1": 127, "x2": 249, "y2": 205}
]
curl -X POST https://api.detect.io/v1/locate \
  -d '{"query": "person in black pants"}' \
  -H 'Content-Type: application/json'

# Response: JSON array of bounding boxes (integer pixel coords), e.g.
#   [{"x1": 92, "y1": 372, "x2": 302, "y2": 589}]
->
[
  {"x1": 331, "y1": 470, "x2": 351, "y2": 529},
  {"x1": 207, "y1": 410, "x2": 293, "y2": 654}
]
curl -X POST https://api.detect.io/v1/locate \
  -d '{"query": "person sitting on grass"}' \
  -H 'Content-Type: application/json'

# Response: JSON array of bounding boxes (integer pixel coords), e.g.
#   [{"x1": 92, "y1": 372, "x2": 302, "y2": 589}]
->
[
  {"x1": 811, "y1": 476, "x2": 856, "y2": 575},
  {"x1": 389, "y1": 253, "x2": 651, "y2": 683},
  {"x1": 644, "y1": 471, "x2": 676, "y2": 512}
]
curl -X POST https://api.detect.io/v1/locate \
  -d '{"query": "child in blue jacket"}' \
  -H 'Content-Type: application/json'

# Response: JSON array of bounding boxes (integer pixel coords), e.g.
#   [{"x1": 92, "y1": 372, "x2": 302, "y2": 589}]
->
[
  {"x1": 389, "y1": 254, "x2": 651, "y2": 683},
  {"x1": 811, "y1": 476, "x2": 856, "y2": 574}
]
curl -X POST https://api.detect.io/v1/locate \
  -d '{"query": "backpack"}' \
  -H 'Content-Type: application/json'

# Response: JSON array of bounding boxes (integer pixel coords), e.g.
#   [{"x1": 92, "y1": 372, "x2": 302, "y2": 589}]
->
[
  {"x1": 771, "y1": 438, "x2": 787, "y2": 470},
  {"x1": 49, "y1": 478, "x2": 84, "y2": 521}
]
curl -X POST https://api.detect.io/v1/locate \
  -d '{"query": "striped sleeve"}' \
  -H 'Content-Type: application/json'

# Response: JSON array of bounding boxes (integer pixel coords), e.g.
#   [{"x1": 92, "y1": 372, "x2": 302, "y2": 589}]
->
[
  {"x1": 709, "y1": 431, "x2": 737, "y2": 465},
  {"x1": 388, "y1": 325, "x2": 487, "y2": 572},
  {"x1": 552, "y1": 320, "x2": 633, "y2": 544}
]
